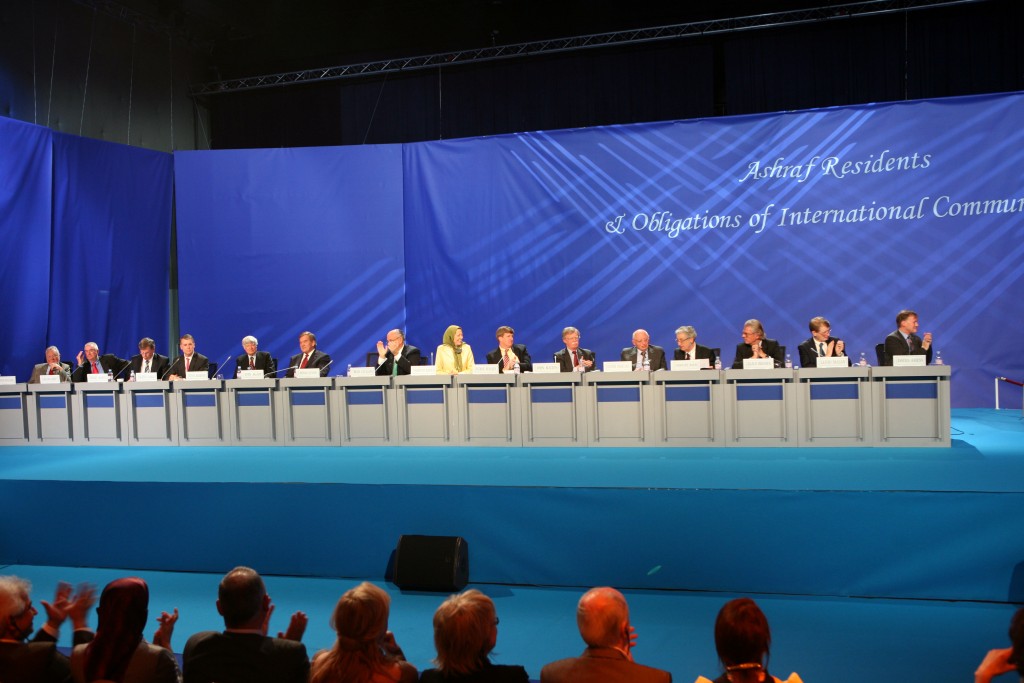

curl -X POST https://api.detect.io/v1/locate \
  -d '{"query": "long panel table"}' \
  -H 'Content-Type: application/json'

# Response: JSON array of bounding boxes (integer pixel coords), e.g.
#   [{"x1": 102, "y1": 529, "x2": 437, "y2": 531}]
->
[{"x1": 0, "y1": 368, "x2": 952, "y2": 448}]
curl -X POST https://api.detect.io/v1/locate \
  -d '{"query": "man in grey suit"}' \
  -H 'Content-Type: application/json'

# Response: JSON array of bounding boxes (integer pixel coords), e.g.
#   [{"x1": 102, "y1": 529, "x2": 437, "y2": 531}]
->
[
  {"x1": 183, "y1": 566, "x2": 309, "y2": 683},
  {"x1": 620, "y1": 329, "x2": 667, "y2": 371},
  {"x1": 540, "y1": 586, "x2": 672, "y2": 683},
  {"x1": 27, "y1": 346, "x2": 72, "y2": 384}
]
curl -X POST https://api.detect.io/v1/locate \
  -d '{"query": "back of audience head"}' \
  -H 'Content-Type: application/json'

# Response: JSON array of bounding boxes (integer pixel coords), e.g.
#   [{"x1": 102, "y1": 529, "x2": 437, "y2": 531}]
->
[
  {"x1": 312, "y1": 581, "x2": 397, "y2": 683},
  {"x1": 0, "y1": 575, "x2": 32, "y2": 639},
  {"x1": 715, "y1": 598, "x2": 771, "y2": 681},
  {"x1": 576, "y1": 586, "x2": 630, "y2": 649},
  {"x1": 432, "y1": 589, "x2": 498, "y2": 675},
  {"x1": 218, "y1": 566, "x2": 267, "y2": 629},
  {"x1": 83, "y1": 577, "x2": 149, "y2": 681}
]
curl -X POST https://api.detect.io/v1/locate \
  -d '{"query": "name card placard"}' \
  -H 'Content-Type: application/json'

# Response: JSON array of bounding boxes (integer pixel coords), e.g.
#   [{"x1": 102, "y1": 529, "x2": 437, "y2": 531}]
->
[
  {"x1": 603, "y1": 361, "x2": 633, "y2": 373},
  {"x1": 531, "y1": 362, "x2": 560, "y2": 374},
  {"x1": 893, "y1": 355, "x2": 927, "y2": 367},
  {"x1": 473, "y1": 364, "x2": 499, "y2": 375},
  {"x1": 410, "y1": 365, "x2": 437, "y2": 376},
  {"x1": 135, "y1": 372, "x2": 159, "y2": 382},
  {"x1": 0, "y1": 376, "x2": 15, "y2": 385},
  {"x1": 237, "y1": 370, "x2": 264, "y2": 380},
  {"x1": 40, "y1": 374, "x2": 62, "y2": 384},
  {"x1": 742, "y1": 358, "x2": 775, "y2": 370},
  {"x1": 817, "y1": 356, "x2": 850, "y2": 369},
  {"x1": 347, "y1": 366, "x2": 376, "y2": 378},
  {"x1": 186, "y1": 371, "x2": 210, "y2": 381},
  {"x1": 293, "y1": 368, "x2": 321, "y2": 379},
  {"x1": 86, "y1": 373, "x2": 110, "y2": 383},
  {"x1": 671, "y1": 359, "x2": 709, "y2": 371}
]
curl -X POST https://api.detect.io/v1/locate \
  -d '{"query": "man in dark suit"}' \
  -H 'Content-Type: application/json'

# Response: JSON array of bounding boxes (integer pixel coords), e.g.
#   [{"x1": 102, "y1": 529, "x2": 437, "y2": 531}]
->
[
  {"x1": 553, "y1": 326, "x2": 596, "y2": 372},
  {"x1": 28, "y1": 346, "x2": 72, "y2": 383},
  {"x1": 0, "y1": 577, "x2": 96, "y2": 683},
  {"x1": 374, "y1": 328, "x2": 421, "y2": 376},
  {"x1": 798, "y1": 316, "x2": 850, "y2": 368},
  {"x1": 182, "y1": 566, "x2": 308, "y2": 683},
  {"x1": 286, "y1": 330, "x2": 332, "y2": 377},
  {"x1": 731, "y1": 319, "x2": 784, "y2": 368},
  {"x1": 127, "y1": 337, "x2": 171, "y2": 378},
  {"x1": 167, "y1": 333, "x2": 211, "y2": 380},
  {"x1": 883, "y1": 309, "x2": 933, "y2": 365},
  {"x1": 620, "y1": 328, "x2": 667, "y2": 371},
  {"x1": 485, "y1": 325, "x2": 533, "y2": 373},
  {"x1": 234, "y1": 335, "x2": 276, "y2": 378},
  {"x1": 540, "y1": 586, "x2": 671, "y2": 683},
  {"x1": 673, "y1": 325, "x2": 717, "y2": 368},
  {"x1": 71, "y1": 341, "x2": 130, "y2": 381}
]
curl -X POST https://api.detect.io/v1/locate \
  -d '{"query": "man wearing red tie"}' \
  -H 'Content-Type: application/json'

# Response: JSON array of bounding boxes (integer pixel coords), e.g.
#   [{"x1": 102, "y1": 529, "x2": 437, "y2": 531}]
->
[
  {"x1": 234, "y1": 335, "x2": 276, "y2": 378},
  {"x1": 553, "y1": 326, "x2": 596, "y2": 372},
  {"x1": 71, "y1": 342, "x2": 129, "y2": 382},
  {"x1": 286, "y1": 330, "x2": 332, "y2": 377},
  {"x1": 167, "y1": 333, "x2": 210, "y2": 380},
  {"x1": 28, "y1": 346, "x2": 72, "y2": 383},
  {"x1": 485, "y1": 325, "x2": 533, "y2": 373}
]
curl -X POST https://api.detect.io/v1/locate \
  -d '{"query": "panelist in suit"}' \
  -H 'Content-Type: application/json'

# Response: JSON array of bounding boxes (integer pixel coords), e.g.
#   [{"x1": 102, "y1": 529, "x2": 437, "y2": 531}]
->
[
  {"x1": 540, "y1": 587, "x2": 671, "y2": 683},
  {"x1": 0, "y1": 576, "x2": 96, "y2": 683},
  {"x1": 182, "y1": 566, "x2": 309, "y2": 683},
  {"x1": 72, "y1": 341, "x2": 130, "y2": 382},
  {"x1": 883, "y1": 309, "x2": 933, "y2": 365},
  {"x1": 166, "y1": 334, "x2": 211, "y2": 381},
  {"x1": 375, "y1": 329, "x2": 421, "y2": 376},
  {"x1": 28, "y1": 346, "x2": 72, "y2": 383},
  {"x1": 485, "y1": 325, "x2": 533, "y2": 373},
  {"x1": 286, "y1": 331, "x2": 332, "y2": 377},
  {"x1": 127, "y1": 337, "x2": 171, "y2": 378},
  {"x1": 797, "y1": 317, "x2": 849, "y2": 368},
  {"x1": 234, "y1": 335, "x2": 276, "y2": 378},
  {"x1": 673, "y1": 325, "x2": 717, "y2": 368},
  {"x1": 620, "y1": 329, "x2": 667, "y2": 371},
  {"x1": 731, "y1": 319, "x2": 784, "y2": 369},
  {"x1": 554, "y1": 327, "x2": 596, "y2": 372},
  {"x1": 435, "y1": 325, "x2": 475, "y2": 375}
]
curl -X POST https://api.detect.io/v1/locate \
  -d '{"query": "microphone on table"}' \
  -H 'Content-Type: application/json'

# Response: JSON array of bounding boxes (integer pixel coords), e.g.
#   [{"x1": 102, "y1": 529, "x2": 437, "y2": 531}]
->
[{"x1": 265, "y1": 366, "x2": 297, "y2": 378}]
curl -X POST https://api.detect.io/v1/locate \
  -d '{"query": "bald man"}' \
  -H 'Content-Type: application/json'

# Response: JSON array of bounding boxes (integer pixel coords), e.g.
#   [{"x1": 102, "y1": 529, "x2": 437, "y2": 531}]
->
[
  {"x1": 540, "y1": 587, "x2": 671, "y2": 683},
  {"x1": 620, "y1": 329, "x2": 667, "y2": 371}
]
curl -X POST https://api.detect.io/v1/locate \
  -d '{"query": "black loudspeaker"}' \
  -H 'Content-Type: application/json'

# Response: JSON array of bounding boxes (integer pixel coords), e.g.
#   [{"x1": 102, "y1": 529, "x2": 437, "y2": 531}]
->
[{"x1": 393, "y1": 535, "x2": 469, "y2": 592}]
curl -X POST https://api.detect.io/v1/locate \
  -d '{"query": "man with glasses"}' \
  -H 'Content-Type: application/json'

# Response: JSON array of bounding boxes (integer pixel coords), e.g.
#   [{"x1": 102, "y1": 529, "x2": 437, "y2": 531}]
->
[
  {"x1": 27, "y1": 346, "x2": 72, "y2": 383},
  {"x1": 673, "y1": 326, "x2": 718, "y2": 369},
  {"x1": 234, "y1": 335, "x2": 276, "y2": 378},
  {"x1": 731, "y1": 319, "x2": 784, "y2": 369},
  {"x1": 797, "y1": 317, "x2": 849, "y2": 368},
  {"x1": 554, "y1": 327, "x2": 596, "y2": 372},
  {"x1": 375, "y1": 329, "x2": 421, "y2": 376}
]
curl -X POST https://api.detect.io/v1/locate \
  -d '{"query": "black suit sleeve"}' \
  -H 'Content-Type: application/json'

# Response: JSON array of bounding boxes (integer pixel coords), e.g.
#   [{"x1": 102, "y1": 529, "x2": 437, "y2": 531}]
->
[
  {"x1": 798, "y1": 339, "x2": 817, "y2": 368},
  {"x1": 516, "y1": 344, "x2": 533, "y2": 372}
]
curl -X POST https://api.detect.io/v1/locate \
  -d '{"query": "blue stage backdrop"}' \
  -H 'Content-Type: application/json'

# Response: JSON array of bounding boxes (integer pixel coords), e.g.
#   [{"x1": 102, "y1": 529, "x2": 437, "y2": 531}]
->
[
  {"x1": 0, "y1": 117, "x2": 52, "y2": 380},
  {"x1": 174, "y1": 145, "x2": 405, "y2": 373},
  {"x1": 404, "y1": 92, "x2": 1024, "y2": 407},
  {"x1": 48, "y1": 133, "x2": 173, "y2": 369}
]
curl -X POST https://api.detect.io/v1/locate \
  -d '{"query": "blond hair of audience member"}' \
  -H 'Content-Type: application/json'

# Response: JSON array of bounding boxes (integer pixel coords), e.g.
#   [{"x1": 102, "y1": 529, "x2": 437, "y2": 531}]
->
[
  {"x1": 310, "y1": 582, "x2": 417, "y2": 683},
  {"x1": 423, "y1": 590, "x2": 528, "y2": 682}
]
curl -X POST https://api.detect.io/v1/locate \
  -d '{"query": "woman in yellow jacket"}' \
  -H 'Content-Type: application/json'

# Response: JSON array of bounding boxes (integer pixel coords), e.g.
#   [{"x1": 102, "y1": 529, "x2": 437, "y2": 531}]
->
[{"x1": 435, "y1": 325, "x2": 475, "y2": 374}]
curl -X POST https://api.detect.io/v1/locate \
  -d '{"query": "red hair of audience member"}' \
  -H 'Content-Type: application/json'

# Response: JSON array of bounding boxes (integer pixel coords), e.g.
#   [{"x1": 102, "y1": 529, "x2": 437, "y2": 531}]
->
[
  {"x1": 83, "y1": 577, "x2": 149, "y2": 682},
  {"x1": 714, "y1": 598, "x2": 771, "y2": 681},
  {"x1": 311, "y1": 582, "x2": 408, "y2": 683}
]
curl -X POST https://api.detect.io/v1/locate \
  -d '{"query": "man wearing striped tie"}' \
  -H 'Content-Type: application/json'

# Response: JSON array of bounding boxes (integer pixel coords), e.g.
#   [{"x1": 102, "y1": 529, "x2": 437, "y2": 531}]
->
[
  {"x1": 486, "y1": 325, "x2": 533, "y2": 373},
  {"x1": 127, "y1": 337, "x2": 171, "y2": 379}
]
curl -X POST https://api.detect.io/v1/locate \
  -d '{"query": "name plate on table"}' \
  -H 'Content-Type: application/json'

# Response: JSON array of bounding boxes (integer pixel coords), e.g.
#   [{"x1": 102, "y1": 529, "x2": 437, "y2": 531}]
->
[
  {"x1": 293, "y1": 368, "x2": 321, "y2": 379},
  {"x1": 86, "y1": 373, "x2": 110, "y2": 383},
  {"x1": 0, "y1": 376, "x2": 15, "y2": 385},
  {"x1": 411, "y1": 365, "x2": 436, "y2": 376},
  {"x1": 671, "y1": 359, "x2": 709, "y2": 371},
  {"x1": 742, "y1": 358, "x2": 775, "y2": 370},
  {"x1": 531, "y1": 362, "x2": 560, "y2": 374},
  {"x1": 817, "y1": 356, "x2": 849, "y2": 369},
  {"x1": 237, "y1": 369, "x2": 264, "y2": 380},
  {"x1": 603, "y1": 360, "x2": 633, "y2": 373},
  {"x1": 474, "y1": 364, "x2": 499, "y2": 375},
  {"x1": 185, "y1": 371, "x2": 210, "y2": 381},
  {"x1": 892, "y1": 355, "x2": 927, "y2": 367},
  {"x1": 40, "y1": 374, "x2": 62, "y2": 384},
  {"x1": 134, "y1": 372, "x2": 158, "y2": 382},
  {"x1": 348, "y1": 366, "x2": 376, "y2": 378}
]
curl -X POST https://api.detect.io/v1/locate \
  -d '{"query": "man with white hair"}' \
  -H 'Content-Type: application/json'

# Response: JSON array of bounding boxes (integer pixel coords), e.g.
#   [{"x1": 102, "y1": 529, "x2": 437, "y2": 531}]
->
[
  {"x1": 28, "y1": 346, "x2": 72, "y2": 383},
  {"x1": 541, "y1": 586, "x2": 671, "y2": 683},
  {"x1": 71, "y1": 341, "x2": 129, "y2": 381},
  {"x1": 234, "y1": 335, "x2": 276, "y2": 378}
]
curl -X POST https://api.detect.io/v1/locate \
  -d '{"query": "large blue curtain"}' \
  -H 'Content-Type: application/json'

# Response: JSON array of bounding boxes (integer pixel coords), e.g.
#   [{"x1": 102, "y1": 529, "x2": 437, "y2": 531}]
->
[{"x1": 0, "y1": 117, "x2": 53, "y2": 378}]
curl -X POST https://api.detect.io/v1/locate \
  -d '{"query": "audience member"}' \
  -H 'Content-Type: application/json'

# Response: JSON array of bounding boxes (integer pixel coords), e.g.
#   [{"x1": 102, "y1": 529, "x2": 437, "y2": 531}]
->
[
  {"x1": 540, "y1": 586, "x2": 670, "y2": 683},
  {"x1": 420, "y1": 589, "x2": 528, "y2": 683},
  {"x1": 695, "y1": 598, "x2": 802, "y2": 683},
  {"x1": 71, "y1": 577, "x2": 178, "y2": 683},
  {"x1": 0, "y1": 576, "x2": 96, "y2": 683},
  {"x1": 975, "y1": 607, "x2": 1024, "y2": 683},
  {"x1": 436, "y1": 325, "x2": 475, "y2": 375},
  {"x1": 183, "y1": 566, "x2": 309, "y2": 683},
  {"x1": 310, "y1": 581, "x2": 417, "y2": 683}
]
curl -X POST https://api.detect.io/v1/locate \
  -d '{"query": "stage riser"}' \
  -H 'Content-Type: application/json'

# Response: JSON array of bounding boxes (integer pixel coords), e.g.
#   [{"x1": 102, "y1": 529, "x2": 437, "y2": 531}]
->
[{"x1": 1, "y1": 480, "x2": 1018, "y2": 603}]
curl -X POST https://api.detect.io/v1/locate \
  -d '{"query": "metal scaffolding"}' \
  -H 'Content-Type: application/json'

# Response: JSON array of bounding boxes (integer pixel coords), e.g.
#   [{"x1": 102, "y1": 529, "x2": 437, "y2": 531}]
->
[{"x1": 189, "y1": 0, "x2": 984, "y2": 96}]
